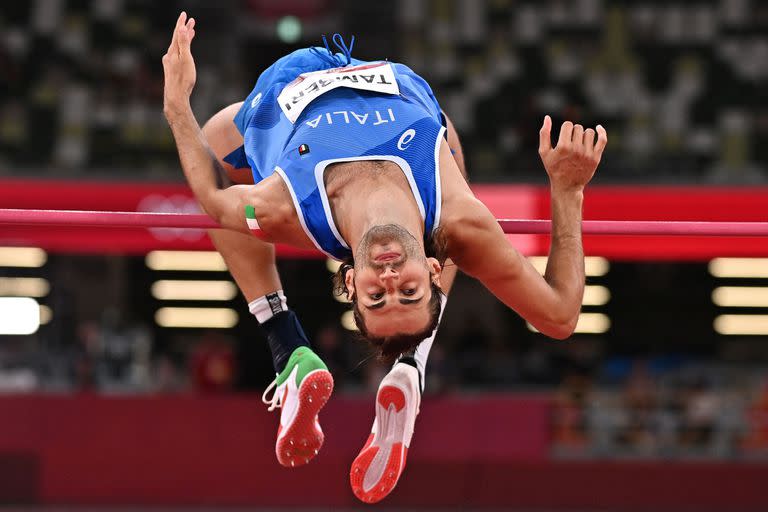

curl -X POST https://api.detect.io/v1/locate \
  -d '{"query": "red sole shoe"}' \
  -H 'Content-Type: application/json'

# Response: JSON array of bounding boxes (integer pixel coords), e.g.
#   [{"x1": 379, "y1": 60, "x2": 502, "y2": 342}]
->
[
  {"x1": 350, "y1": 384, "x2": 411, "y2": 503},
  {"x1": 275, "y1": 369, "x2": 334, "y2": 467}
]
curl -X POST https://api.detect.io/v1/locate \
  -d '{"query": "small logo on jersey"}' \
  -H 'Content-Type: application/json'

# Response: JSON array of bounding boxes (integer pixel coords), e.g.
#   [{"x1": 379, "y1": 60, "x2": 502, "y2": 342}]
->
[
  {"x1": 298, "y1": 144, "x2": 310, "y2": 155},
  {"x1": 251, "y1": 92, "x2": 263, "y2": 108},
  {"x1": 397, "y1": 129, "x2": 416, "y2": 150}
]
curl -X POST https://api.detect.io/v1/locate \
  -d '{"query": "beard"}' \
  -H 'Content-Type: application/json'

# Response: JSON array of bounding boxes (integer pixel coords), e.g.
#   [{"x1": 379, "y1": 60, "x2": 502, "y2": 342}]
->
[{"x1": 354, "y1": 224, "x2": 425, "y2": 271}]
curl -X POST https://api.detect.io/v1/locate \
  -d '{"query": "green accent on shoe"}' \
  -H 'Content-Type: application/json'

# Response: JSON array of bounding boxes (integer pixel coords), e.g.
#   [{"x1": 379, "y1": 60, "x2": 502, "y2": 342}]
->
[{"x1": 274, "y1": 346, "x2": 328, "y2": 387}]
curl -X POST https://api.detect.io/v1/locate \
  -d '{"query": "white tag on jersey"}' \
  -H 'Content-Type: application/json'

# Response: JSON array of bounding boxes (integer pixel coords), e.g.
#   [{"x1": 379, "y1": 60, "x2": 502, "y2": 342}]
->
[{"x1": 277, "y1": 62, "x2": 400, "y2": 123}]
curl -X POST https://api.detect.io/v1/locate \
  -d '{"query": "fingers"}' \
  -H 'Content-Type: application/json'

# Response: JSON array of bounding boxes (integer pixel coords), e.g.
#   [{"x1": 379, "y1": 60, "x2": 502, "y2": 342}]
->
[
  {"x1": 538, "y1": 115, "x2": 552, "y2": 156},
  {"x1": 557, "y1": 121, "x2": 573, "y2": 148},
  {"x1": 583, "y1": 128, "x2": 596, "y2": 158},
  {"x1": 179, "y1": 19, "x2": 194, "y2": 54},
  {"x1": 186, "y1": 17, "x2": 196, "y2": 43},
  {"x1": 545, "y1": 118, "x2": 607, "y2": 160},
  {"x1": 178, "y1": 27, "x2": 188, "y2": 52},
  {"x1": 595, "y1": 124, "x2": 608, "y2": 157},
  {"x1": 167, "y1": 12, "x2": 187, "y2": 53},
  {"x1": 572, "y1": 124, "x2": 584, "y2": 149}
]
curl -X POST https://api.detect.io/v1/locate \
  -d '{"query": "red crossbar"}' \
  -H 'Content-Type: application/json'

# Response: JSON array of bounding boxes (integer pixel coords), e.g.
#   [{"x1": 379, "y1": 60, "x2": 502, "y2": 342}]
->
[{"x1": 0, "y1": 208, "x2": 767, "y2": 236}]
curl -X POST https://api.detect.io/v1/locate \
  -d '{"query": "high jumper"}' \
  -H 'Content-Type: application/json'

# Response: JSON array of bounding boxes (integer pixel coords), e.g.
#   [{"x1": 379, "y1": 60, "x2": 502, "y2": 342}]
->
[{"x1": 161, "y1": 12, "x2": 605, "y2": 503}]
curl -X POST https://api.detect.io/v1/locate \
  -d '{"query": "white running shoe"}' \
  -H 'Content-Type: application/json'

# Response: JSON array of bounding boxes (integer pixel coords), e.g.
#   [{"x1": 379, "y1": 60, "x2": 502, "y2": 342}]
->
[
  {"x1": 350, "y1": 363, "x2": 421, "y2": 503},
  {"x1": 262, "y1": 346, "x2": 334, "y2": 467}
]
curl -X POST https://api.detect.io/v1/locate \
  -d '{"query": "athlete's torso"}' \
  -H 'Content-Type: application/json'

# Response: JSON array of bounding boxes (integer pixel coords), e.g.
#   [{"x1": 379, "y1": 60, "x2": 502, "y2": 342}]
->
[{"x1": 229, "y1": 48, "x2": 446, "y2": 260}]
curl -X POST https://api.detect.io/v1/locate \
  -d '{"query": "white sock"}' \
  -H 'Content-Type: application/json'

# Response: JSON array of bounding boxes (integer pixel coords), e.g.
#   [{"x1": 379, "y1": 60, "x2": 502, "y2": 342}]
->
[
  {"x1": 248, "y1": 290, "x2": 288, "y2": 323},
  {"x1": 396, "y1": 294, "x2": 448, "y2": 392}
]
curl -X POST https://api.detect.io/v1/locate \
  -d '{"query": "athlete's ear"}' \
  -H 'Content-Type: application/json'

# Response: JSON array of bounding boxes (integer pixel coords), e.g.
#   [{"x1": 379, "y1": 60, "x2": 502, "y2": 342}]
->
[
  {"x1": 427, "y1": 257, "x2": 442, "y2": 287},
  {"x1": 344, "y1": 267, "x2": 356, "y2": 301}
]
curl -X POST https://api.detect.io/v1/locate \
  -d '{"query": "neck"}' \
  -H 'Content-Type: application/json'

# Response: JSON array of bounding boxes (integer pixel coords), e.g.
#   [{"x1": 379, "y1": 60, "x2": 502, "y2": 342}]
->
[{"x1": 328, "y1": 167, "x2": 425, "y2": 256}]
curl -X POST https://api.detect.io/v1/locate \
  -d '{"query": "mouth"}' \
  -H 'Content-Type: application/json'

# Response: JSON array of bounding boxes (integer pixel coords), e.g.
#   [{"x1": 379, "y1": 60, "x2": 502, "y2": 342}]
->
[{"x1": 374, "y1": 252, "x2": 401, "y2": 263}]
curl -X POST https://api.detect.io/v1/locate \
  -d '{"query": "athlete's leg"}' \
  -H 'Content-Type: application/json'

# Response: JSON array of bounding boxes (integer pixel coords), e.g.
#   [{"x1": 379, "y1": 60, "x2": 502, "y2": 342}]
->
[
  {"x1": 203, "y1": 103, "x2": 295, "y2": 366},
  {"x1": 203, "y1": 103, "x2": 332, "y2": 468},
  {"x1": 350, "y1": 113, "x2": 467, "y2": 503},
  {"x1": 204, "y1": 103, "x2": 286, "y2": 313}
]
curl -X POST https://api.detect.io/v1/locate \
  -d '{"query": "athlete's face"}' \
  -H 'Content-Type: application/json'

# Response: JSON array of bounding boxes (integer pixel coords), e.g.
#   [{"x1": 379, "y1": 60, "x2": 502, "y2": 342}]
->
[{"x1": 346, "y1": 225, "x2": 441, "y2": 337}]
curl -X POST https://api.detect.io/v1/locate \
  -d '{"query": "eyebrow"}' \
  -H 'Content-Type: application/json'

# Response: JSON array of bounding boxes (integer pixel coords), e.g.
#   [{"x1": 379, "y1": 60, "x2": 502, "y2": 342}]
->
[{"x1": 365, "y1": 296, "x2": 424, "y2": 310}]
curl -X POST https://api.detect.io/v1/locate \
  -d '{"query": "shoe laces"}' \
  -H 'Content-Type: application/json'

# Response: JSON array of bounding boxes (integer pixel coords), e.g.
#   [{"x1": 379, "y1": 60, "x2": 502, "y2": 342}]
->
[
  {"x1": 309, "y1": 33, "x2": 356, "y2": 67},
  {"x1": 261, "y1": 376, "x2": 283, "y2": 412}
]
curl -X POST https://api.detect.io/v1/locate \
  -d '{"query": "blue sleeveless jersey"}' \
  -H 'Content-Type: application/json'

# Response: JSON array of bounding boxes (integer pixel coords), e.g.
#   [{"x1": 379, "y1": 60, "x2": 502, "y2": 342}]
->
[{"x1": 226, "y1": 48, "x2": 446, "y2": 260}]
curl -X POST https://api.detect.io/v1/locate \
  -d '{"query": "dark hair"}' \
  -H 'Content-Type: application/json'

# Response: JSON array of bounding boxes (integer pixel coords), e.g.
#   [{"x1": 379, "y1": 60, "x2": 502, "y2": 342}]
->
[{"x1": 333, "y1": 266, "x2": 443, "y2": 362}]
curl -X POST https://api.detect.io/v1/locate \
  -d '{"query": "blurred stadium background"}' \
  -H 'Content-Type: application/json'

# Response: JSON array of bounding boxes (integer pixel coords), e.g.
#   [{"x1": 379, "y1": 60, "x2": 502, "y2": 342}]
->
[{"x1": 1, "y1": 0, "x2": 767, "y2": 510}]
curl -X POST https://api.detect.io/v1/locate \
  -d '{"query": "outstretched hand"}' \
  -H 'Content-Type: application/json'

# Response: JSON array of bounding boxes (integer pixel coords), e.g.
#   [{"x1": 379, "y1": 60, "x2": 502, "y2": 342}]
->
[
  {"x1": 538, "y1": 116, "x2": 607, "y2": 192},
  {"x1": 162, "y1": 12, "x2": 197, "y2": 117}
]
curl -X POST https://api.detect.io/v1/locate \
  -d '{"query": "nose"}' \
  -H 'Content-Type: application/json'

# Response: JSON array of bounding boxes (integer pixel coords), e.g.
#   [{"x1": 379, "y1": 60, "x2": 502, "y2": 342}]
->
[{"x1": 378, "y1": 267, "x2": 399, "y2": 291}]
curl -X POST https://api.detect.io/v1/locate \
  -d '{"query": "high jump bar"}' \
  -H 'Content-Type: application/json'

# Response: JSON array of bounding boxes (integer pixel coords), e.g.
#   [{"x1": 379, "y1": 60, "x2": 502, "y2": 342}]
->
[{"x1": 0, "y1": 209, "x2": 767, "y2": 236}]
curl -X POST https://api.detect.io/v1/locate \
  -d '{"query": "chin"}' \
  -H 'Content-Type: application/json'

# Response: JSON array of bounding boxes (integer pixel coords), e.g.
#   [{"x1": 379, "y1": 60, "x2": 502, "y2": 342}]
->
[{"x1": 366, "y1": 326, "x2": 400, "y2": 338}]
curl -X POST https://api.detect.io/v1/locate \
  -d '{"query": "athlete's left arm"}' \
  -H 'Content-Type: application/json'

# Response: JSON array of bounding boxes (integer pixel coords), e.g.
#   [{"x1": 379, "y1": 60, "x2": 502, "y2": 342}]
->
[
  {"x1": 161, "y1": 12, "x2": 251, "y2": 233},
  {"x1": 445, "y1": 117, "x2": 607, "y2": 339}
]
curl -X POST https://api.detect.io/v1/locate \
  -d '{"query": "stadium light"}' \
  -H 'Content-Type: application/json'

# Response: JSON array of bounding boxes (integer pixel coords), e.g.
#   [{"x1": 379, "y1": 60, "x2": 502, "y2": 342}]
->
[
  {"x1": 146, "y1": 251, "x2": 227, "y2": 271},
  {"x1": 39, "y1": 305, "x2": 52, "y2": 324},
  {"x1": 276, "y1": 16, "x2": 302, "y2": 43},
  {"x1": 0, "y1": 297, "x2": 41, "y2": 335},
  {"x1": 527, "y1": 312, "x2": 611, "y2": 335},
  {"x1": 712, "y1": 286, "x2": 768, "y2": 308},
  {"x1": 341, "y1": 310, "x2": 357, "y2": 331},
  {"x1": 151, "y1": 280, "x2": 238, "y2": 301},
  {"x1": 709, "y1": 258, "x2": 768, "y2": 278},
  {"x1": 714, "y1": 314, "x2": 768, "y2": 335},
  {"x1": 0, "y1": 277, "x2": 50, "y2": 297},
  {"x1": 155, "y1": 307, "x2": 238, "y2": 328},
  {"x1": 528, "y1": 256, "x2": 609, "y2": 277},
  {"x1": 574, "y1": 313, "x2": 611, "y2": 333},
  {"x1": 583, "y1": 285, "x2": 611, "y2": 306},
  {"x1": 326, "y1": 258, "x2": 342, "y2": 273},
  {"x1": 0, "y1": 247, "x2": 47, "y2": 268}
]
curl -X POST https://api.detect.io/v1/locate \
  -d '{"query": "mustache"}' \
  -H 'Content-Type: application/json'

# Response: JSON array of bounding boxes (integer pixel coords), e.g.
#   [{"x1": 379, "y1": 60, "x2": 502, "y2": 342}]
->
[
  {"x1": 367, "y1": 256, "x2": 406, "y2": 271},
  {"x1": 355, "y1": 224, "x2": 422, "y2": 271}
]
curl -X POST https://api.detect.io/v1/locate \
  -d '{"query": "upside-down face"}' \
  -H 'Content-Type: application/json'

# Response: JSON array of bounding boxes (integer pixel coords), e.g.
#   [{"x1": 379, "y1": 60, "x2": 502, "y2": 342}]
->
[{"x1": 345, "y1": 224, "x2": 441, "y2": 338}]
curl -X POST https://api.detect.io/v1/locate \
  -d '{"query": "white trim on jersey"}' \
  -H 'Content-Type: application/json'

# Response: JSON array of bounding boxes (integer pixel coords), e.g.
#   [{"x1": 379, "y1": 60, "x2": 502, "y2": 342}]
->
[
  {"x1": 396, "y1": 293, "x2": 447, "y2": 393},
  {"x1": 432, "y1": 125, "x2": 446, "y2": 230},
  {"x1": 273, "y1": 165, "x2": 338, "y2": 260}
]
